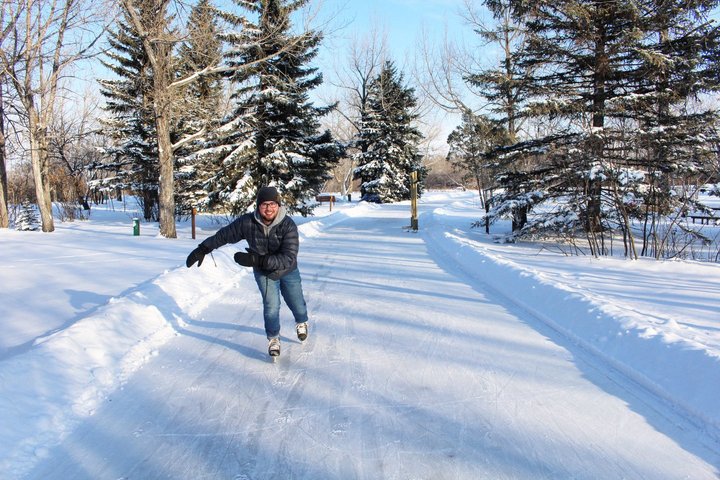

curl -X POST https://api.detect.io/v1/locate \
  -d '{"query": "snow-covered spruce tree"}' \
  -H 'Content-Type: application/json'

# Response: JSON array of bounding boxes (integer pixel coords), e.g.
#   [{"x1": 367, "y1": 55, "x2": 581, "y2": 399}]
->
[
  {"x1": 96, "y1": 4, "x2": 160, "y2": 221},
  {"x1": 174, "y1": 0, "x2": 224, "y2": 214},
  {"x1": 463, "y1": 0, "x2": 533, "y2": 232},
  {"x1": 204, "y1": 0, "x2": 343, "y2": 216},
  {"x1": 447, "y1": 110, "x2": 510, "y2": 233},
  {"x1": 331, "y1": 31, "x2": 387, "y2": 198},
  {"x1": 353, "y1": 61, "x2": 425, "y2": 203},
  {"x1": 498, "y1": 0, "x2": 648, "y2": 255},
  {"x1": 622, "y1": 0, "x2": 720, "y2": 258},
  {"x1": 491, "y1": 0, "x2": 720, "y2": 257},
  {"x1": 15, "y1": 201, "x2": 39, "y2": 231}
]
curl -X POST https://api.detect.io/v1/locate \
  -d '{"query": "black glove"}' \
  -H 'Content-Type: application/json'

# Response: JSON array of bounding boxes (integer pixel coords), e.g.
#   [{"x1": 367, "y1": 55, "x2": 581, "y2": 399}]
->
[
  {"x1": 234, "y1": 248, "x2": 264, "y2": 268},
  {"x1": 186, "y1": 244, "x2": 211, "y2": 268}
]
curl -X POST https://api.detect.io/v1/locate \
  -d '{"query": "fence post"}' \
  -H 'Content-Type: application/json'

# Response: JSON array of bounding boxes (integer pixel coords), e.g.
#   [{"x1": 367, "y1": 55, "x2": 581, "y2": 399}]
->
[
  {"x1": 410, "y1": 171, "x2": 418, "y2": 231},
  {"x1": 191, "y1": 208, "x2": 196, "y2": 240}
]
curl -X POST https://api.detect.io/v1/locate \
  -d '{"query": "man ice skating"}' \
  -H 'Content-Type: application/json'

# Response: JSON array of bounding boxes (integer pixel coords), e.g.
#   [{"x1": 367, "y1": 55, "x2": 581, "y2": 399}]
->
[{"x1": 185, "y1": 186, "x2": 309, "y2": 358}]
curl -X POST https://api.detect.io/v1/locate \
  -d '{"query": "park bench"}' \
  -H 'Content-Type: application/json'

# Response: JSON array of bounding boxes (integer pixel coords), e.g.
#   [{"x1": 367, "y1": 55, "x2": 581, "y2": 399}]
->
[
  {"x1": 315, "y1": 193, "x2": 336, "y2": 211},
  {"x1": 315, "y1": 194, "x2": 335, "y2": 204},
  {"x1": 687, "y1": 207, "x2": 720, "y2": 225}
]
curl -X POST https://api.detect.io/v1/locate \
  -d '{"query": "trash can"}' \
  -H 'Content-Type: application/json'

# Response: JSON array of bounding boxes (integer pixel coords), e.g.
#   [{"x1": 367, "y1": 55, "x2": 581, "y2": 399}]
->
[{"x1": 133, "y1": 218, "x2": 140, "y2": 236}]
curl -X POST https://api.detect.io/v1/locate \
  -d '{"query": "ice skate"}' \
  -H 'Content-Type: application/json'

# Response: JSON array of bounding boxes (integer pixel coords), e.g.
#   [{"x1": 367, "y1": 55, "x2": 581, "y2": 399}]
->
[
  {"x1": 296, "y1": 322, "x2": 308, "y2": 341},
  {"x1": 268, "y1": 337, "x2": 281, "y2": 357}
]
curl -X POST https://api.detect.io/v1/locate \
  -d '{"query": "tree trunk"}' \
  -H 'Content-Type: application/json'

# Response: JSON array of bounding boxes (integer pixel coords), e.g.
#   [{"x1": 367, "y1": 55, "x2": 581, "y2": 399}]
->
[
  {"x1": 142, "y1": 190, "x2": 157, "y2": 221},
  {"x1": 586, "y1": 17, "x2": 608, "y2": 248},
  {"x1": 153, "y1": 37, "x2": 176, "y2": 238},
  {"x1": 28, "y1": 104, "x2": 55, "y2": 232},
  {"x1": 512, "y1": 205, "x2": 527, "y2": 232},
  {"x1": 0, "y1": 85, "x2": 8, "y2": 228},
  {"x1": 156, "y1": 107, "x2": 176, "y2": 238}
]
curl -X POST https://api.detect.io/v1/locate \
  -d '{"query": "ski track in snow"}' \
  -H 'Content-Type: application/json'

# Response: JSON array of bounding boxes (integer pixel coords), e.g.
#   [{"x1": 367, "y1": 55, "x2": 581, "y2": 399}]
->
[{"x1": 12, "y1": 197, "x2": 720, "y2": 479}]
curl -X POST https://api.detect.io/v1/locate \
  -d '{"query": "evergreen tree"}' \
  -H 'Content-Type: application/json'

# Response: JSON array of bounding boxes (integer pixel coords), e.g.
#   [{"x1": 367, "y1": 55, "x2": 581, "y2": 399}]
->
[
  {"x1": 205, "y1": 0, "x2": 343, "y2": 215},
  {"x1": 175, "y1": 0, "x2": 222, "y2": 133},
  {"x1": 624, "y1": 0, "x2": 720, "y2": 257},
  {"x1": 465, "y1": 0, "x2": 527, "y2": 141},
  {"x1": 490, "y1": 0, "x2": 720, "y2": 257},
  {"x1": 15, "y1": 201, "x2": 39, "y2": 231},
  {"x1": 464, "y1": 0, "x2": 532, "y2": 231},
  {"x1": 174, "y1": 0, "x2": 224, "y2": 213},
  {"x1": 447, "y1": 110, "x2": 509, "y2": 233},
  {"x1": 118, "y1": 0, "x2": 182, "y2": 238},
  {"x1": 353, "y1": 61, "x2": 425, "y2": 203},
  {"x1": 96, "y1": 5, "x2": 160, "y2": 221},
  {"x1": 516, "y1": 0, "x2": 644, "y2": 254}
]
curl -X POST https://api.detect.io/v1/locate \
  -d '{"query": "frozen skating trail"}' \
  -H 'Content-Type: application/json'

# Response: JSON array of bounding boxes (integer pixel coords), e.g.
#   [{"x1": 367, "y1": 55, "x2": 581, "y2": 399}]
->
[{"x1": 27, "y1": 201, "x2": 719, "y2": 479}]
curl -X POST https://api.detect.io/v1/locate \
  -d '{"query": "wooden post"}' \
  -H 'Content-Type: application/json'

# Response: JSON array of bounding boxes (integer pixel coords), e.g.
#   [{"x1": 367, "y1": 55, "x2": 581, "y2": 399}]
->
[
  {"x1": 410, "y1": 171, "x2": 418, "y2": 231},
  {"x1": 191, "y1": 208, "x2": 196, "y2": 240}
]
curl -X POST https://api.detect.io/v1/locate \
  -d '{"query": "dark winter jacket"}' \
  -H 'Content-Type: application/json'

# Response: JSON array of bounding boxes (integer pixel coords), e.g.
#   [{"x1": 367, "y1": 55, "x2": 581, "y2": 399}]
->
[{"x1": 200, "y1": 207, "x2": 299, "y2": 280}]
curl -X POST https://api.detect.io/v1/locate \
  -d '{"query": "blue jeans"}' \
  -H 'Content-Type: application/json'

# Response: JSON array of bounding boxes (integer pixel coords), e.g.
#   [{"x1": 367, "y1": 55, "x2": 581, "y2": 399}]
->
[{"x1": 253, "y1": 267, "x2": 308, "y2": 339}]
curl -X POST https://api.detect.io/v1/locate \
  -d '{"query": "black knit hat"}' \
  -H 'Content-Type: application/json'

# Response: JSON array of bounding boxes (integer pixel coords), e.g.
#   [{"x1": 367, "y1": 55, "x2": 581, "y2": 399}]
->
[{"x1": 256, "y1": 186, "x2": 281, "y2": 207}]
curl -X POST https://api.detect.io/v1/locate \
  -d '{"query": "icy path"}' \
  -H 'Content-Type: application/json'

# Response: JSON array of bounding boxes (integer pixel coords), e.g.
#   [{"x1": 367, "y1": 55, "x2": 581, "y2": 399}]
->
[{"x1": 26, "y1": 201, "x2": 719, "y2": 479}]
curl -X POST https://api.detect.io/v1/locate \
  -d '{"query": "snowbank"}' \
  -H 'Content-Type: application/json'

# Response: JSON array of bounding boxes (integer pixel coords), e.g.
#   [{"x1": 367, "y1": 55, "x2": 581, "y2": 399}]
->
[
  {"x1": 0, "y1": 249, "x2": 239, "y2": 475},
  {"x1": 424, "y1": 196, "x2": 720, "y2": 439}
]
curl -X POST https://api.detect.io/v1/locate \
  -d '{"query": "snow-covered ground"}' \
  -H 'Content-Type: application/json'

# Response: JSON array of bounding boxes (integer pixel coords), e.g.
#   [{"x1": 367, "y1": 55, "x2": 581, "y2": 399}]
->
[{"x1": 1, "y1": 191, "x2": 719, "y2": 479}]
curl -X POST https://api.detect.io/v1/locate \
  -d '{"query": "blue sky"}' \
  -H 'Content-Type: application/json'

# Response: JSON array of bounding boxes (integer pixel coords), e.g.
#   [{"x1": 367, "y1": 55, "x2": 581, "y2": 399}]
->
[
  {"x1": 317, "y1": 0, "x2": 471, "y2": 69},
  {"x1": 311, "y1": 0, "x2": 475, "y2": 148}
]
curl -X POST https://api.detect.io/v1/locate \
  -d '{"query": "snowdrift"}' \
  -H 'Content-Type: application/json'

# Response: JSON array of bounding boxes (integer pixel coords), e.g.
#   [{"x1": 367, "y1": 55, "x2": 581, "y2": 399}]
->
[{"x1": 424, "y1": 200, "x2": 720, "y2": 440}]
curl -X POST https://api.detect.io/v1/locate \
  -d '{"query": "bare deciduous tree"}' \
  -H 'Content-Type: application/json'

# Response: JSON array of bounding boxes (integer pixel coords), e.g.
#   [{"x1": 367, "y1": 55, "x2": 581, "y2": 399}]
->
[
  {"x1": 413, "y1": 25, "x2": 474, "y2": 115},
  {"x1": 0, "y1": 81, "x2": 9, "y2": 228},
  {"x1": 324, "y1": 26, "x2": 388, "y2": 196},
  {"x1": 0, "y1": 0, "x2": 26, "y2": 228},
  {"x1": 48, "y1": 90, "x2": 103, "y2": 218},
  {"x1": 0, "y1": 0, "x2": 107, "y2": 232}
]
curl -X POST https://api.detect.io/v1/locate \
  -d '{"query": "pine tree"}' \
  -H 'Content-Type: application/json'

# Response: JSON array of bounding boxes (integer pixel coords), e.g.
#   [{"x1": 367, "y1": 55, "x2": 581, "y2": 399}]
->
[
  {"x1": 516, "y1": 0, "x2": 645, "y2": 254},
  {"x1": 176, "y1": 0, "x2": 222, "y2": 133},
  {"x1": 491, "y1": 0, "x2": 720, "y2": 256},
  {"x1": 174, "y1": 0, "x2": 224, "y2": 213},
  {"x1": 624, "y1": 0, "x2": 720, "y2": 257},
  {"x1": 117, "y1": 0, "x2": 183, "y2": 238},
  {"x1": 353, "y1": 61, "x2": 425, "y2": 203},
  {"x1": 15, "y1": 201, "x2": 39, "y2": 231},
  {"x1": 447, "y1": 111, "x2": 509, "y2": 233},
  {"x1": 465, "y1": 0, "x2": 527, "y2": 142},
  {"x1": 464, "y1": 0, "x2": 532, "y2": 231},
  {"x1": 96, "y1": 5, "x2": 160, "y2": 221},
  {"x1": 204, "y1": 0, "x2": 343, "y2": 215}
]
